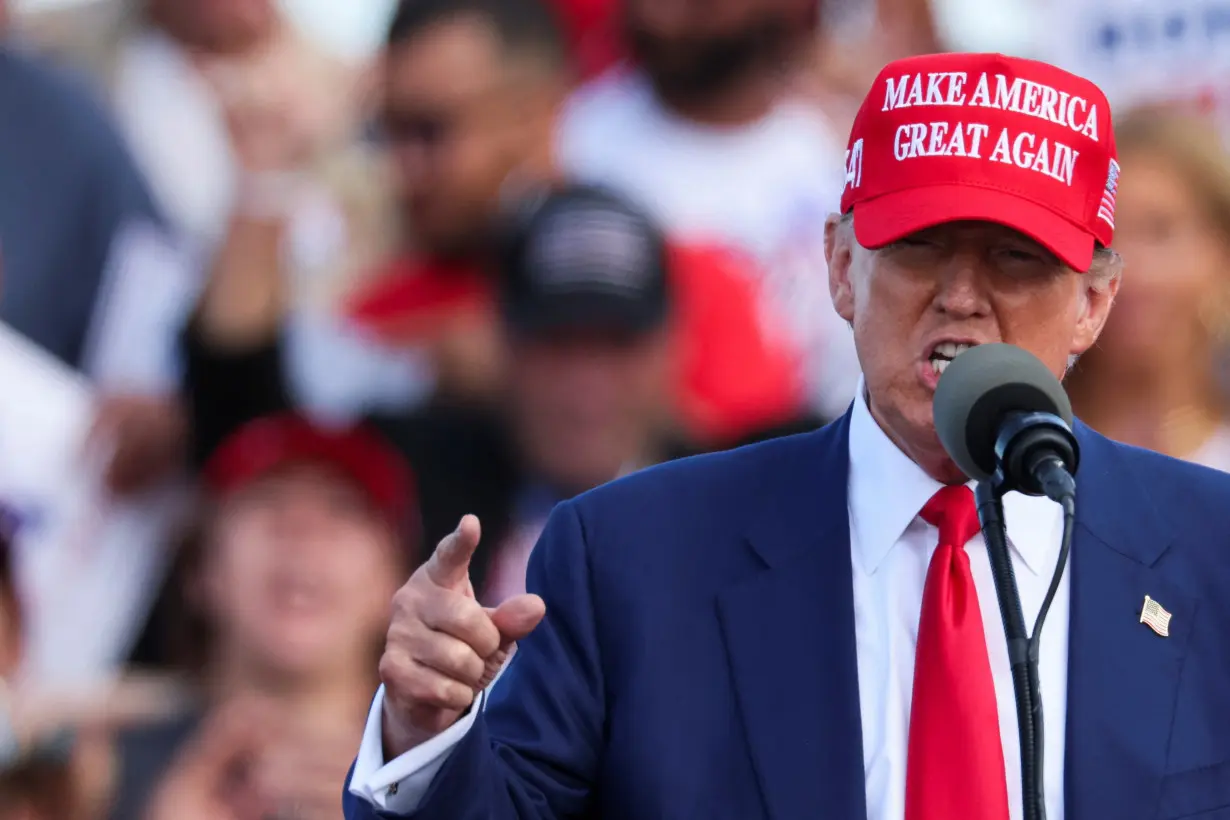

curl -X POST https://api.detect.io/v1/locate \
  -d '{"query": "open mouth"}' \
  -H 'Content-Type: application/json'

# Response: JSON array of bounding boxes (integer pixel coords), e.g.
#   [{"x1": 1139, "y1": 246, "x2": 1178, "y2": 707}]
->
[{"x1": 928, "y1": 341, "x2": 977, "y2": 378}]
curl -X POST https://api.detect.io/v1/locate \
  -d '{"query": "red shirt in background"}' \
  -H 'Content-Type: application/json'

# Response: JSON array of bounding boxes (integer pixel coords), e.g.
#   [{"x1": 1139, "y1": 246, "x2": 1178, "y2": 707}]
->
[{"x1": 347, "y1": 257, "x2": 493, "y2": 343}]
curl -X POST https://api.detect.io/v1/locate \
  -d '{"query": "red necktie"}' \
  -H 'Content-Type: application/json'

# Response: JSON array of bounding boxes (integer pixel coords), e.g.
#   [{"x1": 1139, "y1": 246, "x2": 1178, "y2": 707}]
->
[{"x1": 905, "y1": 485, "x2": 1010, "y2": 820}]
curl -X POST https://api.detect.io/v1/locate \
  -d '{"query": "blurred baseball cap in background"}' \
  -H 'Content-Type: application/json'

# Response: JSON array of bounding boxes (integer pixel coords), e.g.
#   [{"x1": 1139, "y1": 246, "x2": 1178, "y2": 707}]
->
[
  {"x1": 202, "y1": 413, "x2": 416, "y2": 532},
  {"x1": 498, "y1": 184, "x2": 670, "y2": 337}
]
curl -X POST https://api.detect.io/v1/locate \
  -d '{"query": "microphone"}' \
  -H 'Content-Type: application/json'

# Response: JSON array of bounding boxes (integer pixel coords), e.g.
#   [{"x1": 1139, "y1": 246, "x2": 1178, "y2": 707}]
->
[
  {"x1": 932, "y1": 343, "x2": 1078, "y2": 502},
  {"x1": 932, "y1": 343, "x2": 1080, "y2": 820}
]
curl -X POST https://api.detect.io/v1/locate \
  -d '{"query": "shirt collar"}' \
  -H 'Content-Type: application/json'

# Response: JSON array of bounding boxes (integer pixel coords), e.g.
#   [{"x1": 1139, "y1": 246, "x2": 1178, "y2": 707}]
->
[{"x1": 847, "y1": 379, "x2": 1063, "y2": 577}]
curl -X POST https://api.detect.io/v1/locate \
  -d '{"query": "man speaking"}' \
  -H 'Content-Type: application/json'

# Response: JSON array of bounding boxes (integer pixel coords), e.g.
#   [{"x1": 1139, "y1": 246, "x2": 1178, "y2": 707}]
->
[{"x1": 345, "y1": 53, "x2": 1230, "y2": 820}]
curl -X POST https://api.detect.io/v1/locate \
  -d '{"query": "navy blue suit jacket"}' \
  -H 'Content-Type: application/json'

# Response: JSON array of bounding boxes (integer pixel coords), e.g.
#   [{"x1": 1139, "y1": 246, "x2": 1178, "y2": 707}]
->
[{"x1": 344, "y1": 413, "x2": 1230, "y2": 819}]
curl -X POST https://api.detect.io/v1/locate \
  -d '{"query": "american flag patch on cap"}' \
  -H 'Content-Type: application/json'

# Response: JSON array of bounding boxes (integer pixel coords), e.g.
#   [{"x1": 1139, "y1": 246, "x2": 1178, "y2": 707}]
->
[{"x1": 1097, "y1": 159, "x2": 1120, "y2": 229}]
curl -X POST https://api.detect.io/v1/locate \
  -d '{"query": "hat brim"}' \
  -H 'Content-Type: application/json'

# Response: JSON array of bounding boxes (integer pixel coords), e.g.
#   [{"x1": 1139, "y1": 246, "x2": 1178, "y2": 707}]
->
[{"x1": 852, "y1": 185, "x2": 1097, "y2": 272}]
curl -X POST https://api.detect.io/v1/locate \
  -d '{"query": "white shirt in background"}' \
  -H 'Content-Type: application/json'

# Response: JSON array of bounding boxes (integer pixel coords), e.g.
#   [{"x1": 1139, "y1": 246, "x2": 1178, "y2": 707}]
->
[
  {"x1": 349, "y1": 383, "x2": 1071, "y2": 819},
  {"x1": 554, "y1": 69, "x2": 861, "y2": 420},
  {"x1": 112, "y1": 29, "x2": 236, "y2": 259}
]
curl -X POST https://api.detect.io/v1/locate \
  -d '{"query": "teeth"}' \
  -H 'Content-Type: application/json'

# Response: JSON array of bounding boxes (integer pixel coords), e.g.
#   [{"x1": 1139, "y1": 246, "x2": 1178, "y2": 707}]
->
[
  {"x1": 934, "y1": 341, "x2": 973, "y2": 358},
  {"x1": 929, "y1": 342, "x2": 977, "y2": 379}
]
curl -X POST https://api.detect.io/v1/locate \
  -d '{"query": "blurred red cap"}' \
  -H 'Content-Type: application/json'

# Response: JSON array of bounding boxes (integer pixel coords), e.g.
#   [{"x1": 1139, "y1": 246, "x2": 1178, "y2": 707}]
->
[{"x1": 203, "y1": 414, "x2": 416, "y2": 530}]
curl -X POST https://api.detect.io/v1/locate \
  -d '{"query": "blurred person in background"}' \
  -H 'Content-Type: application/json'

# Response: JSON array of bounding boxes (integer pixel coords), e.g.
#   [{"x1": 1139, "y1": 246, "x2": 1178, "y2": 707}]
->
[
  {"x1": 0, "y1": 524, "x2": 120, "y2": 820},
  {"x1": 108, "y1": 413, "x2": 412, "y2": 820},
  {"x1": 177, "y1": 0, "x2": 573, "y2": 433},
  {"x1": 200, "y1": 0, "x2": 806, "y2": 452},
  {"x1": 24, "y1": 0, "x2": 408, "y2": 422},
  {"x1": 1067, "y1": 108, "x2": 1230, "y2": 469},
  {"x1": 556, "y1": 0, "x2": 860, "y2": 425},
  {"x1": 343, "y1": 0, "x2": 573, "y2": 405},
  {"x1": 28, "y1": 0, "x2": 381, "y2": 272},
  {"x1": 801, "y1": 0, "x2": 941, "y2": 130},
  {"x1": 187, "y1": 184, "x2": 674, "y2": 605},
  {"x1": 0, "y1": 0, "x2": 194, "y2": 496}
]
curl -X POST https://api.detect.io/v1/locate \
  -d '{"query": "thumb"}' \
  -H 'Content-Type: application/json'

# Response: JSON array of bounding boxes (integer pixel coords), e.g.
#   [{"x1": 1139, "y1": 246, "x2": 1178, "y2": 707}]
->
[
  {"x1": 490, "y1": 593, "x2": 546, "y2": 646},
  {"x1": 423, "y1": 515, "x2": 482, "y2": 589}
]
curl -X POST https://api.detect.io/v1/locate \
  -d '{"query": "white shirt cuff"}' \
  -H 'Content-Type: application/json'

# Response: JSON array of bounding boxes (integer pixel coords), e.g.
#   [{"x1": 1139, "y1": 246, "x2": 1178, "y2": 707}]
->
[{"x1": 347, "y1": 684, "x2": 480, "y2": 815}]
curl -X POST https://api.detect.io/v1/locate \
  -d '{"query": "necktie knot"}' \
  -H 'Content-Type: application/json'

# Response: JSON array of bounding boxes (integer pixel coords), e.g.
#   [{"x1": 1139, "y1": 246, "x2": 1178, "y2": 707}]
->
[{"x1": 921, "y1": 485, "x2": 980, "y2": 549}]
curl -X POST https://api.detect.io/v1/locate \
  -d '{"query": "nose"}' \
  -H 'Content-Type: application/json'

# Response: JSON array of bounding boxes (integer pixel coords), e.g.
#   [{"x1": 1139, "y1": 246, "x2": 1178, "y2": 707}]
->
[{"x1": 932, "y1": 255, "x2": 992, "y2": 319}]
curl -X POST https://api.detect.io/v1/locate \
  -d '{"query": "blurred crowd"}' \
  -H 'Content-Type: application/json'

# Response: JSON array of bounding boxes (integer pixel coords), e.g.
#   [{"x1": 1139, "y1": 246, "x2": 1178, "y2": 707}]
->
[{"x1": 0, "y1": 0, "x2": 1227, "y2": 817}]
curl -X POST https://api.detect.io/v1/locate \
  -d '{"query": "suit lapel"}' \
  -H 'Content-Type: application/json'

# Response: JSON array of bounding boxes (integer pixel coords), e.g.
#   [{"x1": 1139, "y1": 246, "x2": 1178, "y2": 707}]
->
[
  {"x1": 717, "y1": 413, "x2": 866, "y2": 820},
  {"x1": 1065, "y1": 424, "x2": 1195, "y2": 820}
]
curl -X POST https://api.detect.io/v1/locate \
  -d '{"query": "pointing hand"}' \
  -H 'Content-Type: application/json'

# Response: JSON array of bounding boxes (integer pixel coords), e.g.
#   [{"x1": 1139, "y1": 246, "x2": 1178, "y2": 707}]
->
[{"x1": 378, "y1": 515, "x2": 546, "y2": 756}]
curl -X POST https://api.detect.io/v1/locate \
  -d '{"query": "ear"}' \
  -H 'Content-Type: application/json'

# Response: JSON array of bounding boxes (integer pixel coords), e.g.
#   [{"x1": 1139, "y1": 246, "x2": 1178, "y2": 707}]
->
[
  {"x1": 825, "y1": 214, "x2": 856, "y2": 323},
  {"x1": 1070, "y1": 268, "x2": 1121, "y2": 356}
]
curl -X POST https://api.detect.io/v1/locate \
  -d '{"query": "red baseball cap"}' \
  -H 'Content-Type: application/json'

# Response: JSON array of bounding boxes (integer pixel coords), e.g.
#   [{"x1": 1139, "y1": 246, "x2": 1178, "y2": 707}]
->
[
  {"x1": 203, "y1": 413, "x2": 416, "y2": 531},
  {"x1": 840, "y1": 53, "x2": 1120, "y2": 272}
]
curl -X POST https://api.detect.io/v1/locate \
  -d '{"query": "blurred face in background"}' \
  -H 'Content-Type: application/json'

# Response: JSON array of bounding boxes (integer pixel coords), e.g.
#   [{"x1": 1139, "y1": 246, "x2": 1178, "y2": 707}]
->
[
  {"x1": 201, "y1": 465, "x2": 401, "y2": 680},
  {"x1": 148, "y1": 0, "x2": 276, "y2": 54},
  {"x1": 1096, "y1": 147, "x2": 1230, "y2": 375},
  {"x1": 383, "y1": 16, "x2": 562, "y2": 258},
  {"x1": 508, "y1": 327, "x2": 670, "y2": 494},
  {"x1": 623, "y1": 0, "x2": 810, "y2": 100}
]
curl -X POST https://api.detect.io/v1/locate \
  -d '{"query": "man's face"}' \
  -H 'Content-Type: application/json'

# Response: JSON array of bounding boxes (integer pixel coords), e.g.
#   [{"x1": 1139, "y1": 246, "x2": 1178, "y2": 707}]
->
[
  {"x1": 826, "y1": 217, "x2": 1118, "y2": 480},
  {"x1": 508, "y1": 328, "x2": 670, "y2": 494},
  {"x1": 203, "y1": 465, "x2": 401, "y2": 678},
  {"x1": 382, "y1": 16, "x2": 556, "y2": 258},
  {"x1": 623, "y1": 0, "x2": 805, "y2": 99}
]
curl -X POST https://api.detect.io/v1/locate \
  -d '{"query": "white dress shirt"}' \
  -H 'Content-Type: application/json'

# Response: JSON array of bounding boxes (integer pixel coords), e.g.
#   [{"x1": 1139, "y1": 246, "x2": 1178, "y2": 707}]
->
[{"x1": 351, "y1": 384, "x2": 1071, "y2": 818}]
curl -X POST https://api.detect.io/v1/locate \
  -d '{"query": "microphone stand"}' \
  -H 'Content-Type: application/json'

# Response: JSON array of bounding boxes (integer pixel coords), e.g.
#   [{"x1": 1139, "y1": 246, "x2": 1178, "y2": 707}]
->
[
  {"x1": 975, "y1": 479, "x2": 1043, "y2": 820},
  {"x1": 976, "y1": 470, "x2": 1076, "y2": 820}
]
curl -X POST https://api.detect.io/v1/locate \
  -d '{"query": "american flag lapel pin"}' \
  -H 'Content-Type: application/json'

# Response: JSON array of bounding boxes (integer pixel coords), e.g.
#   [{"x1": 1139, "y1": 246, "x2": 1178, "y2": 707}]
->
[{"x1": 1140, "y1": 595, "x2": 1173, "y2": 637}]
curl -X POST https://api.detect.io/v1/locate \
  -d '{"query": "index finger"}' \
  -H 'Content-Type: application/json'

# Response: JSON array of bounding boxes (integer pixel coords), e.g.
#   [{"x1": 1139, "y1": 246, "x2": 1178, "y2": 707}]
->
[{"x1": 423, "y1": 515, "x2": 482, "y2": 589}]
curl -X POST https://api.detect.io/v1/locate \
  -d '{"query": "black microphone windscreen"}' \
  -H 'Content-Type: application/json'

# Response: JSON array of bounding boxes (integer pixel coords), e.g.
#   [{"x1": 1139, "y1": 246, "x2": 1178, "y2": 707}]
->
[{"x1": 932, "y1": 343, "x2": 1073, "y2": 482}]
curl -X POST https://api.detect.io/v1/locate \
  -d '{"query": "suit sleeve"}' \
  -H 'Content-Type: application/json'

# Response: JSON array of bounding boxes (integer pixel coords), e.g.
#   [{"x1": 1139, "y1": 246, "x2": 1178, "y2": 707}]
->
[{"x1": 343, "y1": 499, "x2": 606, "y2": 819}]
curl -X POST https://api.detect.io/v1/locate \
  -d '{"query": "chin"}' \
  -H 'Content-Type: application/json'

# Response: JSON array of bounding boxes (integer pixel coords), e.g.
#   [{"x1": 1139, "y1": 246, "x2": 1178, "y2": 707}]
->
[{"x1": 897, "y1": 393, "x2": 936, "y2": 436}]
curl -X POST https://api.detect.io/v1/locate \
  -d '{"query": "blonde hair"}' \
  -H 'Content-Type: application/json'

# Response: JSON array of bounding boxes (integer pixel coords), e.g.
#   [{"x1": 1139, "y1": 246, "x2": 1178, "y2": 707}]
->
[{"x1": 1113, "y1": 106, "x2": 1230, "y2": 243}]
